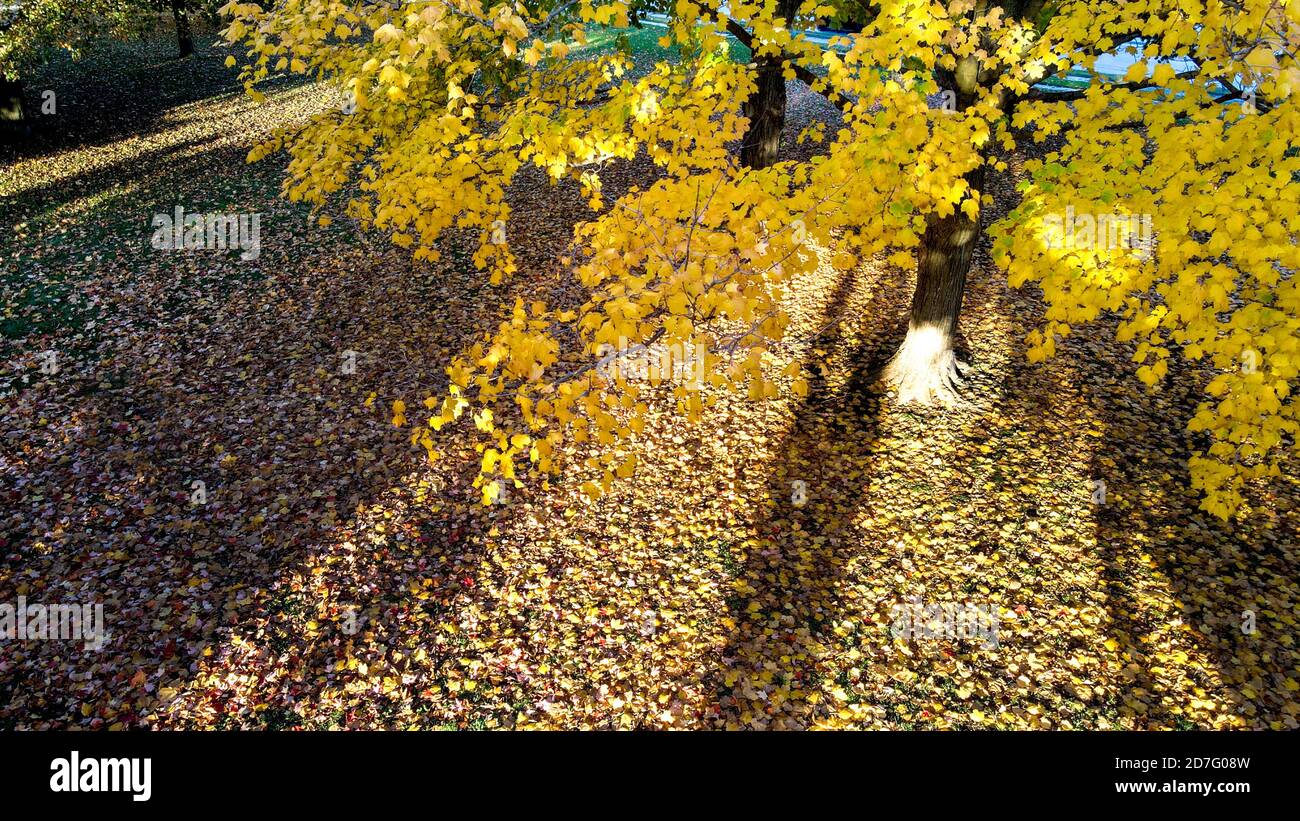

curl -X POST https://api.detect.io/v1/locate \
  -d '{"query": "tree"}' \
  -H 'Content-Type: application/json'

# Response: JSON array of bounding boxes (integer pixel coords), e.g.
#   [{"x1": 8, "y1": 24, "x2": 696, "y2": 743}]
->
[
  {"x1": 0, "y1": 1, "x2": 152, "y2": 82},
  {"x1": 0, "y1": 0, "x2": 208, "y2": 107},
  {"x1": 0, "y1": 0, "x2": 197, "y2": 125},
  {"x1": 223, "y1": 0, "x2": 1299, "y2": 518},
  {"x1": 155, "y1": 1, "x2": 230, "y2": 57},
  {"x1": 0, "y1": 5, "x2": 21, "y2": 121},
  {"x1": 2, "y1": 1, "x2": 136, "y2": 123},
  {"x1": 169, "y1": 0, "x2": 195, "y2": 57}
]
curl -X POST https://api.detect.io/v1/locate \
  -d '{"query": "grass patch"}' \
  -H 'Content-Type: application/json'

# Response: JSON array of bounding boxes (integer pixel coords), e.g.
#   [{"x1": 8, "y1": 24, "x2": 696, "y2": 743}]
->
[{"x1": 574, "y1": 23, "x2": 752, "y2": 67}]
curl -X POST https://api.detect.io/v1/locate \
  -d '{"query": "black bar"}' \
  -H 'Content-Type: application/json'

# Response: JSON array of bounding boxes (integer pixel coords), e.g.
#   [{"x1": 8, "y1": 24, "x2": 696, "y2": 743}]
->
[{"x1": 0, "y1": 731, "x2": 1287, "y2": 809}]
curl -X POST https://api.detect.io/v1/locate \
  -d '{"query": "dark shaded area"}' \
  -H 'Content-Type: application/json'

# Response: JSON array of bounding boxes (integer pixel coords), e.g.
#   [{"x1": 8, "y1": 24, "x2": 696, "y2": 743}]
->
[
  {"x1": 0, "y1": 29, "x2": 660, "y2": 728},
  {"x1": 0, "y1": 26, "x2": 303, "y2": 165},
  {"x1": 709, "y1": 264, "x2": 912, "y2": 726},
  {"x1": 1085, "y1": 351, "x2": 1298, "y2": 728}
]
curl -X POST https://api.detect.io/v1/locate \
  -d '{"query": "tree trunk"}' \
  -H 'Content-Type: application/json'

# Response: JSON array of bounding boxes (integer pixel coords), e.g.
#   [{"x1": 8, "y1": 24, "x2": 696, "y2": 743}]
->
[
  {"x1": 172, "y1": 0, "x2": 194, "y2": 58},
  {"x1": 740, "y1": 57, "x2": 786, "y2": 169},
  {"x1": 738, "y1": 0, "x2": 797, "y2": 170},
  {"x1": 0, "y1": 79, "x2": 24, "y2": 123},
  {"x1": 882, "y1": 57, "x2": 994, "y2": 405},
  {"x1": 883, "y1": 163, "x2": 986, "y2": 404}
]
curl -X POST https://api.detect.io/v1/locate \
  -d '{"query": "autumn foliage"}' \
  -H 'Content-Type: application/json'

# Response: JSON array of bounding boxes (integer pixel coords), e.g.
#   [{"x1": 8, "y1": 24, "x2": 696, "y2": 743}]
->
[{"x1": 222, "y1": 0, "x2": 1299, "y2": 518}]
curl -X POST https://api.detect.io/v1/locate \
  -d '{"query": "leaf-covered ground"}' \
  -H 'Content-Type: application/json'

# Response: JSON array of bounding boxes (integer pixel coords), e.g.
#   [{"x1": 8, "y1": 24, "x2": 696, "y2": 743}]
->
[{"x1": 2, "y1": 30, "x2": 1297, "y2": 730}]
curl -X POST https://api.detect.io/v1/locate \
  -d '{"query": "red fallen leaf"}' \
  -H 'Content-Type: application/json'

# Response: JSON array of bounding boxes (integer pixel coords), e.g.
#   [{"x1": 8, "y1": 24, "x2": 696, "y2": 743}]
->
[{"x1": 130, "y1": 670, "x2": 146, "y2": 688}]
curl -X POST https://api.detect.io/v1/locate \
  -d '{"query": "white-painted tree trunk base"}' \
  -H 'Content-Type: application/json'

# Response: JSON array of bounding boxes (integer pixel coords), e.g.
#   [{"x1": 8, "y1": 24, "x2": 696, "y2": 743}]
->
[{"x1": 882, "y1": 324, "x2": 970, "y2": 406}]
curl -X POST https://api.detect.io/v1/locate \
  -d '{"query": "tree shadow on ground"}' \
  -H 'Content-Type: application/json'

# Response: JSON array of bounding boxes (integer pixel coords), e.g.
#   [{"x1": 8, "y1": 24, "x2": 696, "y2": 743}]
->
[
  {"x1": 967, "y1": 127, "x2": 1300, "y2": 729},
  {"x1": 1083, "y1": 351, "x2": 1300, "y2": 728},
  {"x1": 702, "y1": 131, "x2": 1295, "y2": 728},
  {"x1": 708, "y1": 262, "x2": 916, "y2": 728},
  {"x1": 0, "y1": 61, "x2": 662, "y2": 727},
  {"x1": 969, "y1": 217, "x2": 1300, "y2": 728},
  {"x1": 0, "y1": 206, "x2": 529, "y2": 728}
]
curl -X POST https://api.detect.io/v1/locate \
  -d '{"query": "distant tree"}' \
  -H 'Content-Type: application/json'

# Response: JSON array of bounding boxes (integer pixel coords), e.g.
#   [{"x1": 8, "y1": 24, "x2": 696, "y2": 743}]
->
[
  {"x1": 152, "y1": 0, "x2": 227, "y2": 57},
  {"x1": 1, "y1": 1, "x2": 148, "y2": 124},
  {"x1": 0, "y1": 0, "x2": 215, "y2": 123},
  {"x1": 169, "y1": 0, "x2": 194, "y2": 57},
  {"x1": 0, "y1": 1, "x2": 150, "y2": 81}
]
